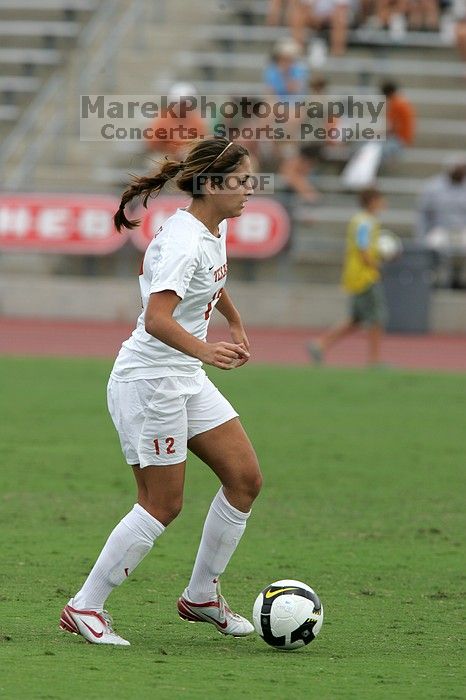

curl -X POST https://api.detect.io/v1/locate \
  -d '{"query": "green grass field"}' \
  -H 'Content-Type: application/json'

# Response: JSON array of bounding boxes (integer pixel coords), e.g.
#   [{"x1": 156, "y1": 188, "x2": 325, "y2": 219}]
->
[{"x1": 1, "y1": 357, "x2": 465, "y2": 700}]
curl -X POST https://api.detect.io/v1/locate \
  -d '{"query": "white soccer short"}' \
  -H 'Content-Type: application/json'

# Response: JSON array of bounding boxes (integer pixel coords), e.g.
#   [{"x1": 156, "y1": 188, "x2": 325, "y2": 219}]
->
[{"x1": 107, "y1": 371, "x2": 238, "y2": 467}]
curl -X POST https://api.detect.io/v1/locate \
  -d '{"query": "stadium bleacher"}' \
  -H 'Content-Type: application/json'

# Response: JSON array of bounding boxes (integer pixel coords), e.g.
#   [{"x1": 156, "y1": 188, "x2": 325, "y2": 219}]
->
[
  {"x1": 169, "y1": 2, "x2": 465, "y2": 273},
  {"x1": 0, "y1": 0, "x2": 464, "y2": 284},
  {"x1": 0, "y1": 0, "x2": 98, "y2": 142}
]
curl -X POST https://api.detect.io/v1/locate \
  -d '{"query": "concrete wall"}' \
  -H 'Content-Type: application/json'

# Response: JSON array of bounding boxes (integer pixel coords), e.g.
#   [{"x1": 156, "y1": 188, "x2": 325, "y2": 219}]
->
[{"x1": 1, "y1": 273, "x2": 465, "y2": 333}]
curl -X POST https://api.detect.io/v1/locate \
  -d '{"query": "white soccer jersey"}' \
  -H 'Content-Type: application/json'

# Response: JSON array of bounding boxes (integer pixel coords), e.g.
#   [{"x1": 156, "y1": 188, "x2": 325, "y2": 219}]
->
[{"x1": 111, "y1": 208, "x2": 228, "y2": 380}]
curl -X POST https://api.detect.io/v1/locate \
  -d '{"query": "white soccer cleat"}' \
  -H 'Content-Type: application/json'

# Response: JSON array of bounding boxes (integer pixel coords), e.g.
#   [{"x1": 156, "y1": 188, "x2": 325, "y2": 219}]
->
[
  {"x1": 60, "y1": 602, "x2": 130, "y2": 646},
  {"x1": 177, "y1": 583, "x2": 254, "y2": 637}
]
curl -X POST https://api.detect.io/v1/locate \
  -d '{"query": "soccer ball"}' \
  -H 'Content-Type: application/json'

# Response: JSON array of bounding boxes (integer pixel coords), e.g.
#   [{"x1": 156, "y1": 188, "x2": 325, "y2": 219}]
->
[
  {"x1": 253, "y1": 579, "x2": 323, "y2": 650},
  {"x1": 377, "y1": 230, "x2": 403, "y2": 261}
]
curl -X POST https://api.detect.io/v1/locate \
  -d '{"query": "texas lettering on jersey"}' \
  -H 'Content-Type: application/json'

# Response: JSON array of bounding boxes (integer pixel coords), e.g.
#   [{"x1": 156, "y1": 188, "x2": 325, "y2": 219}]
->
[{"x1": 214, "y1": 263, "x2": 228, "y2": 283}]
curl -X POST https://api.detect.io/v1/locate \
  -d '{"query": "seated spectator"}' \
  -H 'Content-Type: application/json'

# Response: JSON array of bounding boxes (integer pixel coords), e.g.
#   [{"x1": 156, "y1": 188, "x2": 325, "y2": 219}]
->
[
  {"x1": 267, "y1": 0, "x2": 350, "y2": 56},
  {"x1": 374, "y1": 0, "x2": 407, "y2": 36},
  {"x1": 381, "y1": 81, "x2": 416, "y2": 159},
  {"x1": 417, "y1": 154, "x2": 466, "y2": 288},
  {"x1": 341, "y1": 81, "x2": 415, "y2": 188},
  {"x1": 405, "y1": 0, "x2": 439, "y2": 30},
  {"x1": 279, "y1": 144, "x2": 322, "y2": 204},
  {"x1": 357, "y1": 0, "x2": 379, "y2": 26},
  {"x1": 266, "y1": 0, "x2": 289, "y2": 26},
  {"x1": 264, "y1": 38, "x2": 308, "y2": 97},
  {"x1": 145, "y1": 82, "x2": 208, "y2": 159},
  {"x1": 367, "y1": 0, "x2": 439, "y2": 34},
  {"x1": 307, "y1": 75, "x2": 346, "y2": 154},
  {"x1": 232, "y1": 99, "x2": 280, "y2": 172},
  {"x1": 211, "y1": 97, "x2": 280, "y2": 172}
]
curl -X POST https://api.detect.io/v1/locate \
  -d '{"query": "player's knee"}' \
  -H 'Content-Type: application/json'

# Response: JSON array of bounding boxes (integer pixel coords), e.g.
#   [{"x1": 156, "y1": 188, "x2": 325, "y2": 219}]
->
[
  {"x1": 250, "y1": 469, "x2": 263, "y2": 499},
  {"x1": 140, "y1": 496, "x2": 183, "y2": 526},
  {"x1": 241, "y1": 462, "x2": 263, "y2": 501}
]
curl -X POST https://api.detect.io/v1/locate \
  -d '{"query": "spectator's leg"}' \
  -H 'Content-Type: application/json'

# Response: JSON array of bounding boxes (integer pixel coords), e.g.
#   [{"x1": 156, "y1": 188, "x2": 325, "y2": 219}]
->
[
  {"x1": 406, "y1": 0, "x2": 422, "y2": 29},
  {"x1": 314, "y1": 320, "x2": 359, "y2": 356},
  {"x1": 421, "y1": 0, "x2": 439, "y2": 29},
  {"x1": 289, "y1": 0, "x2": 318, "y2": 46},
  {"x1": 279, "y1": 155, "x2": 320, "y2": 204},
  {"x1": 376, "y1": 0, "x2": 392, "y2": 27},
  {"x1": 359, "y1": 0, "x2": 377, "y2": 24},
  {"x1": 456, "y1": 20, "x2": 466, "y2": 61},
  {"x1": 266, "y1": 0, "x2": 283, "y2": 25},
  {"x1": 330, "y1": 5, "x2": 349, "y2": 56}
]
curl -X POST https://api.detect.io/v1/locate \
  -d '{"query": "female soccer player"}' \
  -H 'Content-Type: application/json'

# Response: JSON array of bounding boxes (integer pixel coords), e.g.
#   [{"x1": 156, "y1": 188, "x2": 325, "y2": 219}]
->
[{"x1": 60, "y1": 137, "x2": 262, "y2": 645}]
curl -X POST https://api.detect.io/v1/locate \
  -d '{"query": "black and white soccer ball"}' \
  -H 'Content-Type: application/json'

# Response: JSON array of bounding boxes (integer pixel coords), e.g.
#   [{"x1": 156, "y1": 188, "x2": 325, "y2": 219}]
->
[{"x1": 253, "y1": 579, "x2": 323, "y2": 650}]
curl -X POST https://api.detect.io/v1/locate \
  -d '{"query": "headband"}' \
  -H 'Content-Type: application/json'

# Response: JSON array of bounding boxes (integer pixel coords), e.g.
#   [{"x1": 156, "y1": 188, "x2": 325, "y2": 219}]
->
[{"x1": 198, "y1": 142, "x2": 233, "y2": 174}]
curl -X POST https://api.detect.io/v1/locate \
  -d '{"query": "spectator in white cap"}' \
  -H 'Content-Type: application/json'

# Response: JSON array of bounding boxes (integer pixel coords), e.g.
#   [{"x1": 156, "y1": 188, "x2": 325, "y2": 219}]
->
[{"x1": 264, "y1": 38, "x2": 308, "y2": 97}]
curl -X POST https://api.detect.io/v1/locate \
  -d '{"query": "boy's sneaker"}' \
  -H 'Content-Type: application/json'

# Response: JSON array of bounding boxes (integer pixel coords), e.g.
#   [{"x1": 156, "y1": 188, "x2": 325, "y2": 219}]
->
[
  {"x1": 177, "y1": 583, "x2": 254, "y2": 637},
  {"x1": 60, "y1": 602, "x2": 130, "y2": 646}
]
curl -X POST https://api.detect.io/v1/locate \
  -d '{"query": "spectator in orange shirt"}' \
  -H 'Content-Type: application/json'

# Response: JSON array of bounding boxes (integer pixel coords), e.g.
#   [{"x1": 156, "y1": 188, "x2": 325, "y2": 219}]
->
[
  {"x1": 340, "y1": 80, "x2": 415, "y2": 187},
  {"x1": 145, "y1": 82, "x2": 208, "y2": 160},
  {"x1": 381, "y1": 81, "x2": 416, "y2": 159}
]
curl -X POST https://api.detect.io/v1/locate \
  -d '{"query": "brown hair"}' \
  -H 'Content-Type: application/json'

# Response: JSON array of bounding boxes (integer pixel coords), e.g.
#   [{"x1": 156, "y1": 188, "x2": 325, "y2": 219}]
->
[
  {"x1": 114, "y1": 137, "x2": 249, "y2": 231},
  {"x1": 359, "y1": 186, "x2": 382, "y2": 209}
]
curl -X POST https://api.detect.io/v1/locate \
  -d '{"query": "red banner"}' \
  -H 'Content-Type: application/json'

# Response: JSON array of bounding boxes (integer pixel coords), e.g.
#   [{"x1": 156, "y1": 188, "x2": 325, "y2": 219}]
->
[
  {"x1": 131, "y1": 196, "x2": 291, "y2": 258},
  {"x1": 0, "y1": 194, "x2": 290, "y2": 258},
  {"x1": 0, "y1": 194, "x2": 126, "y2": 254}
]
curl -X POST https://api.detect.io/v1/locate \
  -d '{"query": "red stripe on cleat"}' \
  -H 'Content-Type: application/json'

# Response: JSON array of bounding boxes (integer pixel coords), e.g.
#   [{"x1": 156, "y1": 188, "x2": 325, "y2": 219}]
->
[{"x1": 60, "y1": 608, "x2": 79, "y2": 634}]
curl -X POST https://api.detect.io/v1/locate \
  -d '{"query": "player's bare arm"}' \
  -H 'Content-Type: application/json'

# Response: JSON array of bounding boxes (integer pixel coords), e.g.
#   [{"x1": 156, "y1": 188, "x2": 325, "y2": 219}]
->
[
  {"x1": 145, "y1": 290, "x2": 249, "y2": 370},
  {"x1": 215, "y1": 288, "x2": 250, "y2": 366}
]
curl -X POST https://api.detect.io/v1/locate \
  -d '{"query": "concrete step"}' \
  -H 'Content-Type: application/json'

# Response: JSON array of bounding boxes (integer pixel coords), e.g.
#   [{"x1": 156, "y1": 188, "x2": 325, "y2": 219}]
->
[
  {"x1": 321, "y1": 146, "x2": 457, "y2": 178},
  {"x1": 195, "y1": 23, "x2": 456, "y2": 51},
  {"x1": 0, "y1": 62, "x2": 58, "y2": 79},
  {"x1": 179, "y1": 47, "x2": 462, "y2": 73},
  {"x1": 0, "y1": 0, "x2": 96, "y2": 8},
  {"x1": 296, "y1": 204, "x2": 415, "y2": 227},
  {"x1": 0, "y1": 47, "x2": 62, "y2": 65},
  {"x1": 379, "y1": 160, "x2": 450, "y2": 178},
  {"x1": 163, "y1": 78, "x2": 465, "y2": 114},
  {"x1": 0, "y1": 9, "x2": 93, "y2": 23},
  {"x1": 0, "y1": 33, "x2": 78, "y2": 49},
  {"x1": 177, "y1": 48, "x2": 464, "y2": 88},
  {"x1": 414, "y1": 130, "x2": 466, "y2": 149},
  {"x1": 316, "y1": 191, "x2": 416, "y2": 209}
]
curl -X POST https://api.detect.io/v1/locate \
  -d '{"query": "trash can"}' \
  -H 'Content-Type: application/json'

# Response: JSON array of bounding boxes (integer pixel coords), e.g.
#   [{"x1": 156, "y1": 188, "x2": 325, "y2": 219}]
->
[{"x1": 382, "y1": 245, "x2": 433, "y2": 334}]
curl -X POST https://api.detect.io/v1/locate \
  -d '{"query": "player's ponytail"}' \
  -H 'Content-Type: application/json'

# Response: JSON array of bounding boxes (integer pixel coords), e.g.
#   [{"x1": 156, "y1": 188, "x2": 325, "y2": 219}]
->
[
  {"x1": 114, "y1": 137, "x2": 249, "y2": 231},
  {"x1": 114, "y1": 159, "x2": 185, "y2": 232}
]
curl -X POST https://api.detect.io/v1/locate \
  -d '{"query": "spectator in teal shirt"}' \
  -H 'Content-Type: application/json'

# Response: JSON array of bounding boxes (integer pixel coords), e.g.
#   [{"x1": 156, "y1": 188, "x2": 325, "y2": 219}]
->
[{"x1": 264, "y1": 38, "x2": 308, "y2": 97}]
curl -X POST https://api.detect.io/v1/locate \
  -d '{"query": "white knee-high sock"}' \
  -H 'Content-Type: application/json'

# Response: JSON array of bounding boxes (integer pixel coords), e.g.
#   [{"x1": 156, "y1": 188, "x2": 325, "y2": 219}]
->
[
  {"x1": 72, "y1": 503, "x2": 165, "y2": 611},
  {"x1": 186, "y1": 488, "x2": 251, "y2": 603}
]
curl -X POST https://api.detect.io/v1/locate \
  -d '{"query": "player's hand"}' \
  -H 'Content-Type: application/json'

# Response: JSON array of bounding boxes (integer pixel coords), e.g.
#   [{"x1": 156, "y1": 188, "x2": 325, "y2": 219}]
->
[
  {"x1": 199, "y1": 341, "x2": 250, "y2": 370},
  {"x1": 229, "y1": 321, "x2": 250, "y2": 367}
]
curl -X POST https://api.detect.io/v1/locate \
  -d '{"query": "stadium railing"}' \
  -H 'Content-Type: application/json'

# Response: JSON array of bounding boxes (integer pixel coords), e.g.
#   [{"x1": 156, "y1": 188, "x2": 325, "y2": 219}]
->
[{"x1": 0, "y1": 0, "x2": 145, "y2": 191}]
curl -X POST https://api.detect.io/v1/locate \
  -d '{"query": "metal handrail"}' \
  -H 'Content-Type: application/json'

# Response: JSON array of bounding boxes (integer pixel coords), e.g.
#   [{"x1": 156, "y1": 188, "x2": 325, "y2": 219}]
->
[
  {"x1": 0, "y1": 0, "x2": 115, "y2": 189},
  {"x1": 0, "y1": 0, "x2": 144, "y2": 190},
  {"x1": 0, "y1": 73, "x2": 63, "y2": 174},
  {"x1": 79, "y1": 0, "x2": 145, "y2": 93}
]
